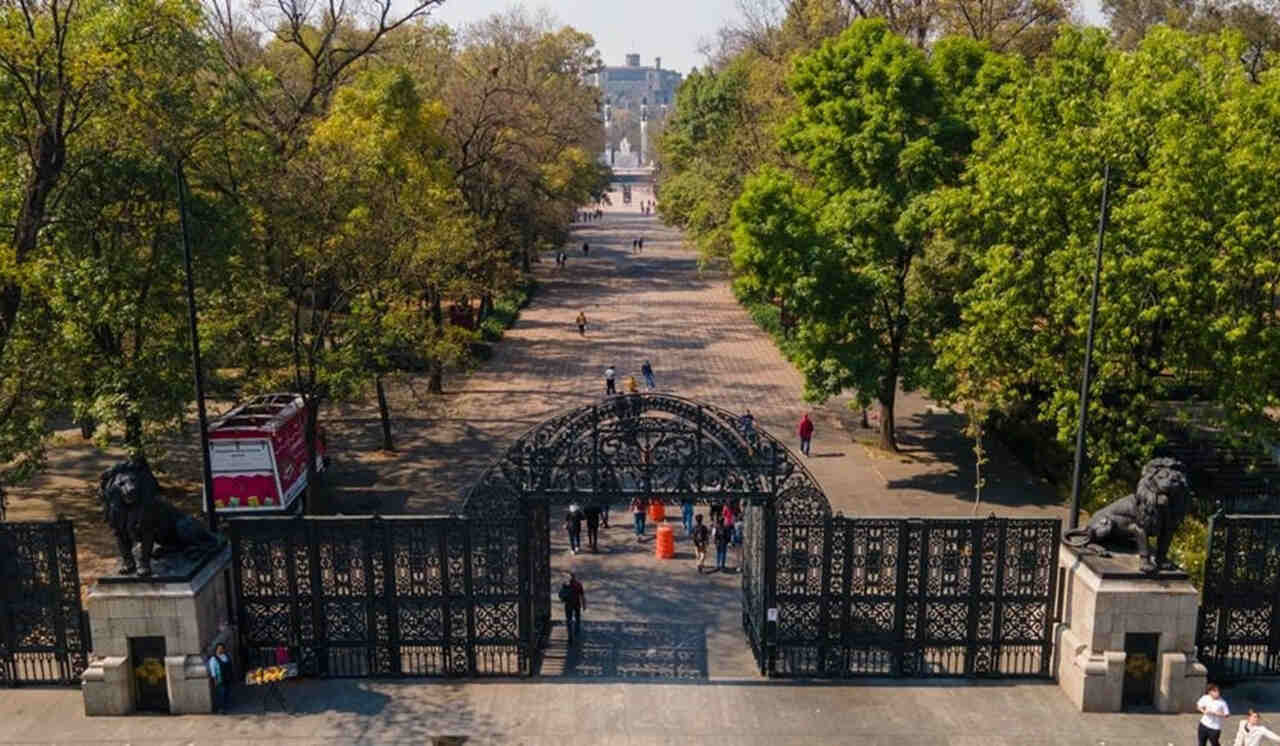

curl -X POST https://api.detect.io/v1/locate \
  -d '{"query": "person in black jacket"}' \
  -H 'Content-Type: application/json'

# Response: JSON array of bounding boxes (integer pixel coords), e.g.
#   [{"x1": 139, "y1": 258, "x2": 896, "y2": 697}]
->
[{"x1": 584, "y1": 504, "x2": 601, "y2": 551}]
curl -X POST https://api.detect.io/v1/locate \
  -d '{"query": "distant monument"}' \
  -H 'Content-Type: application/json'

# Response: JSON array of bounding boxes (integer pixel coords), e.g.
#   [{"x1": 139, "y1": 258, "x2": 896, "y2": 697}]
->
[{"x1": 615, "y1": 136, "x2": 639, "y2": 168}]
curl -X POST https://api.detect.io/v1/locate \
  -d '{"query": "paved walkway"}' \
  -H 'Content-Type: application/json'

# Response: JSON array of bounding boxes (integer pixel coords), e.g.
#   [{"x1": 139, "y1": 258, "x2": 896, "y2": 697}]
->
[{"x1": 5, "y1": 676, "x2": 1280, "y2": 744}]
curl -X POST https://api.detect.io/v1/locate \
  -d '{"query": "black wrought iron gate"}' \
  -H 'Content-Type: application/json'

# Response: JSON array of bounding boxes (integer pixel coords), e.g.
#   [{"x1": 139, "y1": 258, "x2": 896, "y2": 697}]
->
[
  {"x1": 1196, "y1": 514, "x2": 1280, "y2": 681},
  {"x1": 231, "y1": 514, "x2": 542, "y2": 677},
  {"x1": 768, "y1": 513, "x2": 1060, "y2": 678},
  {"x1": 0, "y1": 520, "x2": 89, "y2": 686}
]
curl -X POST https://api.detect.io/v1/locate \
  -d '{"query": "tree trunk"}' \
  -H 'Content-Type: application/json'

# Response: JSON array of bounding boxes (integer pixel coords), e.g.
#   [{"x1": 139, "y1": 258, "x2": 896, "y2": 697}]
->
[
  {"x1": 479, "y1": 294, "x2": 493, "y2": 321},
  {"x1": 375, "y1": 375, "x2": 394, "y2": 452},
  {"x1": 124, "y1": 412, "x2": 145, "y2": 457},
  {"x1": 303, "y1": 395, "x2": 321, "y2": 515},
  {"x1": 0, "y1": 129, "x2": 66, "y2": 359},
  {"x1": 878, "y1": 398, "x2": 897, "y2": 452},
  {"x1": 860, "y1": 408, "x2": 870, "y2": 429},
  {"x1": 520, "y1": 244, "x2": 532, "y2": 273},
  {"x1": 428, "y1": 291, "x2": 444, "y2": 394}
]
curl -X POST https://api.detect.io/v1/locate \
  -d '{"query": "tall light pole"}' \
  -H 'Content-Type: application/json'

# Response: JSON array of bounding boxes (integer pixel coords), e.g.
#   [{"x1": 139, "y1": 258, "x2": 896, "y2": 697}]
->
[
  {"x1": 1068, "y1": 163, "x2": 1111, "y2": 530},
  {"x1": 175, "y1": 159, "x2": 218, "y2": 532}
]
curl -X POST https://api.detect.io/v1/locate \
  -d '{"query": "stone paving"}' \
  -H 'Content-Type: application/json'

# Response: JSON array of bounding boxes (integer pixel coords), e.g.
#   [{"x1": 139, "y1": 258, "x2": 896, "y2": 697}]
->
[{"x1": 4, "y1": 674, "x2": 1280, "y2": 745}]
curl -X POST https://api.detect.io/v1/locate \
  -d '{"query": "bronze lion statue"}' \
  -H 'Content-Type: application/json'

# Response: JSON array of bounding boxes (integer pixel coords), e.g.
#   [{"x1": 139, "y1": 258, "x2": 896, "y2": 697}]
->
[
  {"x1": 99, "y1": 457, "x2": 220, "y2": 577},
  {"x1": 1063, "y1": 457, "x2": 1191, "y2": 573}
]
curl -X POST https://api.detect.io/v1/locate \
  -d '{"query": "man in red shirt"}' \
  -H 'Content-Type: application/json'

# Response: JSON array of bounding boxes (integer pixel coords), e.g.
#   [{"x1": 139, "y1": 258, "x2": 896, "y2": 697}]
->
[{"x1": 798, "y1": 413, "x2": 815, "y2": 457}]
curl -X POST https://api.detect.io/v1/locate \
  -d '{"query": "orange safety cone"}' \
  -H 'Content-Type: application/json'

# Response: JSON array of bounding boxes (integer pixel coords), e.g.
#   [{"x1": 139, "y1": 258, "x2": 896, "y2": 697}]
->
[
  {"x1": 655, "y1": 524, "x2": 675, "y2": 559},
  {"x1": 647, "y1": 499, "x2": 666, "y2": 523}
]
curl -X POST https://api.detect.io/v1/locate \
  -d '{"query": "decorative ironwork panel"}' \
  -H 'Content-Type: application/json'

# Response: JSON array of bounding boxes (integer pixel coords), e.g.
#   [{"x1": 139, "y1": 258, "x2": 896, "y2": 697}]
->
[
  {"x1": 741, "y1": 504, "x2": 766, "y2": 669},
  {"x1": 461, "y1": 393, "x2": 828, "y2": 508},
  {"x1": 771, "y1": 517, "x2": 1058, "y2": 679},
  {"x1": 0, "y1": 520, "x2": 88, "y2": 687},
  {"x1": 1197, "y1": 515, "x2": 1280, "y2": 681},
  {"x1": 232, "y1": 516, "x2": 524, "y2": 679}
]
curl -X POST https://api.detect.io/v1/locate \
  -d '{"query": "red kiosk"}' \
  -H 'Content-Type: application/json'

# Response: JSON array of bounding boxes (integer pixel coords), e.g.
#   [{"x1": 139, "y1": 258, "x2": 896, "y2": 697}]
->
[{"x1": 204, "y1": 393, "x2": 327, "y2": 515}]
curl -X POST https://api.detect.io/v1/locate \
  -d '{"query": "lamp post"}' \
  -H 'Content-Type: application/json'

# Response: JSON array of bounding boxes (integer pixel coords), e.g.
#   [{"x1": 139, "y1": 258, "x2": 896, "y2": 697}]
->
[
  {"x1": 1068, "y1": 163, "x2": 1111, "y2": 530},
  {"x1": 175, "y1": 159, "x2": 218, "y2": 532}
]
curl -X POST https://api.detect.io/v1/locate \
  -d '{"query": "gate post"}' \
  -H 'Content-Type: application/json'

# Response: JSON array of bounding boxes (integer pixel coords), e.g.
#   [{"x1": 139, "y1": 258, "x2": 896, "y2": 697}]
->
[
  {"x1": 763, "y1": 498, "x2": 778, "y2": 677},
  {"x1": 518, "y1": 500, "x2": 532, "y2": 676},
  {"x1": 817, "y1": 513, "x2": 834, "y2": 676}
]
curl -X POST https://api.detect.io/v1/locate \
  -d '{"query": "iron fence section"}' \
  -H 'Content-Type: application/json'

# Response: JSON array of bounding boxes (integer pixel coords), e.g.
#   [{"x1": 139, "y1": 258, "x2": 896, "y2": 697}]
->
[
  {"x1": 0, "y1": 520, "x2": 89, "y2": 686},
  {"x1": 772, "y1": 516, "x2": 1059, "y2": 679},
  {"x1": 1197, "y1": 514, "x2": 1280, "y2": 681},
  {"x1": 231, "y1": 516, "x2": 527, "y2": 678}
]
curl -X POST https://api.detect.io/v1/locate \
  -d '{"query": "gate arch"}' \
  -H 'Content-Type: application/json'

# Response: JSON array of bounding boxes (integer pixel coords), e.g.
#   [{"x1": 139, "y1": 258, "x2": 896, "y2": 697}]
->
[{"x1": 462, "y1": 393, "x2": 831, "y2": 674}]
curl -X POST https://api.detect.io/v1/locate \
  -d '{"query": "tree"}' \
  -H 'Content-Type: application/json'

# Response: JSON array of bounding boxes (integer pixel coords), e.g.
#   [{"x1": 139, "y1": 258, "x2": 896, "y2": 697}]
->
[
  {"x1": 732, "y1": 21, "x2": 984, "y2": 451},
  {"x1": 933, "y1": 27, "x2": 1280, "y2": 489},
  {"x1": 0, "y1": 0, "x2": 201, "y2": 485}
]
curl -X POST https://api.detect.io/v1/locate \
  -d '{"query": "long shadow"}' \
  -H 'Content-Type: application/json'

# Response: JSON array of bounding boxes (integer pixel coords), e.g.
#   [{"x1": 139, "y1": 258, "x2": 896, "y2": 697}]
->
[
  {"x1": 550, "y1": 620, "x2": 709, "y2": 681},
  {"x1": 884, "y1": 412, "x2": 1058, "y2": 510}
]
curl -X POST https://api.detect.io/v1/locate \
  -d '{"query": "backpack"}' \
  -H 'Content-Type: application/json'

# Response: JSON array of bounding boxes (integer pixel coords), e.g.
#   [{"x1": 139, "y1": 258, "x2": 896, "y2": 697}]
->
[
  {"x1": 694, "y1": 524, "x2": 709, "y2": 545},
  {"x1": 559, "y1": 583, "x2": 573, "y2": 603}
]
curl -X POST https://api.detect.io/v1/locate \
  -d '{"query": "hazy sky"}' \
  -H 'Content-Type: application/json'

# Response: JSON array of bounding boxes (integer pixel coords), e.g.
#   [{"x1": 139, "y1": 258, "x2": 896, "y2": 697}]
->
[{"x1": 428, "y1": 0, "x2": 1107, "y2": 75}]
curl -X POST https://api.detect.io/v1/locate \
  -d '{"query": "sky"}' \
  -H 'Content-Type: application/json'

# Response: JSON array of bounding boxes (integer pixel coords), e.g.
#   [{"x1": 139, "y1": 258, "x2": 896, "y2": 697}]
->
[{"x1": 427, "y1": 0, "x2": 1107, "y2": 75}]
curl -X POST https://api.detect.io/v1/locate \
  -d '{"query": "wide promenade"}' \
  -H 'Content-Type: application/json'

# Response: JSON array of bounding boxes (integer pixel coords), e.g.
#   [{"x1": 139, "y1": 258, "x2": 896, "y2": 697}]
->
[{"x1": 5, "y1": 194, "x2": 1277, "y2": 744}]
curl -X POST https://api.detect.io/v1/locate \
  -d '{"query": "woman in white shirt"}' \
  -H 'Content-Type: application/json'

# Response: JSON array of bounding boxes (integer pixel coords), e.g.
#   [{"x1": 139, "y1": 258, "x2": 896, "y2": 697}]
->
[{"x1": 1234, "y1": 710, "x2": 1280, "y2": 746}]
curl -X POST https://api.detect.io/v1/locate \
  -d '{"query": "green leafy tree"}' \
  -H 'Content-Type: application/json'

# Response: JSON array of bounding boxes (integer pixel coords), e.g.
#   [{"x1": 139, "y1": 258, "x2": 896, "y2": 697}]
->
[
  {"x1": 732, "y1": 20, "x2": 982, "y2": 450},
  {"x1": 934, "y1": 27, "x2": 1280, "y2": 491}
]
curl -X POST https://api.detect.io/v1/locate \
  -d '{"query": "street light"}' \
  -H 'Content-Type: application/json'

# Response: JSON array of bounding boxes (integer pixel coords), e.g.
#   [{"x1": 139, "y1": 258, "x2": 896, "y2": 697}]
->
[
  {"x1": 1068, "y1": 163, "x2": 1112, "y2": 530},
  {"x1": 174, "y1": 159, "x2": 218, "y2": 532}
]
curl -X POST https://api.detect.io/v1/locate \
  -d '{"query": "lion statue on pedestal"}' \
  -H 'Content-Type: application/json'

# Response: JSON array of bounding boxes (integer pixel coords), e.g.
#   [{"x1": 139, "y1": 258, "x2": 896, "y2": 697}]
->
[
  {"x1": 1063, "y1": 457, "x2": 1191, "y2": 574},
  {"x1": 99, "y1": 457, "x2": 220, "y2": 577}
]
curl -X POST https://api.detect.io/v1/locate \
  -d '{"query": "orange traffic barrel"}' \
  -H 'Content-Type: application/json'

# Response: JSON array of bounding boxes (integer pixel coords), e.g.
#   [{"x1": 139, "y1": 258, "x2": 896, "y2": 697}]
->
[
  {"x1": 655, "y1": 524, "x2": 675, "y2": 559},
  {"x1": 647, "y1": 500, "x2": 666, "y2": 523}
]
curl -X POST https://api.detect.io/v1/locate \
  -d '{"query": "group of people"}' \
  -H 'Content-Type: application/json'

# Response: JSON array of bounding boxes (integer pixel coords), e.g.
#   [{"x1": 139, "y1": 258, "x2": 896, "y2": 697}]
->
[
  {"x1": 576, "y1": 209, "x2": 603, "y2": 222},
  {"x1": 603, "y1": 361, "x2": 656, "y2": 394},
  {"x1": 639, "y1": 200, "x2": 654, "y2": 216},
  {"x1": 563, "y1": 503, "x2": 607, "y2": 554},
  {"x1": 631, "y1": 236, "x2": 645, "y2": 252},
  {"x1": 1195, "y1": 683, "x2": 1280, "y2": 745}
]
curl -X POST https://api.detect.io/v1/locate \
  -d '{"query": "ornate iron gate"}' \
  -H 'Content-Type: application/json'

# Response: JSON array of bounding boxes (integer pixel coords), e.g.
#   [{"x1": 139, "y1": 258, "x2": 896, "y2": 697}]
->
[
  {"x1": 771, "y1": 513, "x2": 1060, "y2": 678},
  {"x1": 231, "y1": 516, "x2": 530, "y2": 677},
  {"x1": 1197, "y1": 514, "x2": 1280, "y2": 681},
  {"x1": 0, "y1": 520, "x2": 89, "y2": 686}
]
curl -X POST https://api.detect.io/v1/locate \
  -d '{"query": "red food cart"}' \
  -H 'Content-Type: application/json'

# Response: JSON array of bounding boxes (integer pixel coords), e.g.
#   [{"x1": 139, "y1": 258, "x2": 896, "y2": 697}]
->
[{"x1": 204, "y1": 393, "x2": 327, "y2": 515}]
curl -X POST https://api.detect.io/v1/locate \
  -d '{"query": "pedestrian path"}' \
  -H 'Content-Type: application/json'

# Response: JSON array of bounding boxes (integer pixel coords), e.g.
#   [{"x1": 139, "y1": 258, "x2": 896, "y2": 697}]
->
[{"x1": 327, "y1": 190, "x2": 1066, "y2": 521}]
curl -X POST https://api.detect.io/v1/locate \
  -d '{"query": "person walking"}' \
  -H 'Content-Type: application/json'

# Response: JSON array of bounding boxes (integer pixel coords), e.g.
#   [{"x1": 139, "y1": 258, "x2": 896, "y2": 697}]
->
[
  {"x1": 1234, "y1": 711, "x2": 1280, "y2": 746},
  {"x1": 641, "y1": 360, "x2": 655, "y2": 389},
  {"x1": 584, "y1": 503, "x2": 601, "y2": 551},
  {"x1": 559, "y1": 573, "x2": 586, "y2": 645},
  {"x1": 713, "y1": 515, "x2": 732, "y2": 571},
  {"x1": 565, "y1": 504, "x2": 584, "y2": 554},
  {"x1": 681, "y1": 498, "x2": 695, "y2": 535},
  {"x1": 638, "y1": 237, "x2": 644, "y2": 251},
  {"x1": 692, "y1": 514, "x2": 709, "y2": 572},
  {"x1": 598, "y1": 498, "x2": 609, "y2": 528},
  {"x1": 576, "y1": 310, "x2": 587, "y2": 336},
  {"x1": 604, "y1": 365, "x2": 617, "y2": 395},
  {"x1": 582, "y1": 241, "x2": 589, "y2": 256},
  {"x1": 798, "y1": 413, "x2": 815, "y2": 457},
  {"x1": 630, "y1": 496, "x2": 646, "y2": 541},
  {"x1": 208, "y1": 642, "x2": 232, "y2": 714},
  {"x1": 1198, "y1": 683, "x2": 1231, "y2": 746}
]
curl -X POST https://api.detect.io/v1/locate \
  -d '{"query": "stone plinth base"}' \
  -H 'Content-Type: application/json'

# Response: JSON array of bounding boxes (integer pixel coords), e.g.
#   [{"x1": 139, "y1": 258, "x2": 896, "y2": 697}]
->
[
  {"x1": 82, "y1": 547, "x2": 234, "y2": 716},
  {"x1": 1053, "y1": 545, "x2": 1206, "y2": 712}
]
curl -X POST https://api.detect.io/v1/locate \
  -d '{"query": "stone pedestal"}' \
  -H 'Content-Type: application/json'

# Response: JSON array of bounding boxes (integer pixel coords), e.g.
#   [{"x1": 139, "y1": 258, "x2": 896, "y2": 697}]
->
[
  {"x1": 82, "y1": 547, "x2": 235, "y2": 716},
  {"x1": 1053, "y1": 545, "x2": 1206, "y2": 712}
]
